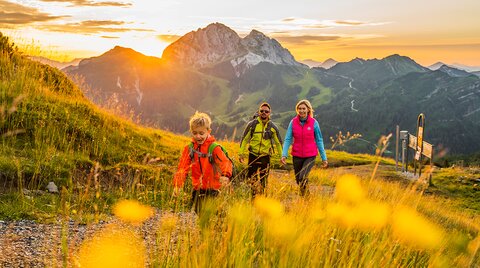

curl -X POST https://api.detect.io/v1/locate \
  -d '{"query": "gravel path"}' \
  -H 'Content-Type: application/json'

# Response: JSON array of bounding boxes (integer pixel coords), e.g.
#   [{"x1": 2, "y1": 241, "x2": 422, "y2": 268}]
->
[{"x1": 0, "y1": 210, "x2": 198, "y2": 267}]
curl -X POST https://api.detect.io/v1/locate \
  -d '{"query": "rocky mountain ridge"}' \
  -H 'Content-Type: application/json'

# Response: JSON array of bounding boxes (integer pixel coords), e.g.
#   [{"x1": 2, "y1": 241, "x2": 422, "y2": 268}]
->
[{"x1": 162, "y1": 22, "x2": 304, "y2": 76}]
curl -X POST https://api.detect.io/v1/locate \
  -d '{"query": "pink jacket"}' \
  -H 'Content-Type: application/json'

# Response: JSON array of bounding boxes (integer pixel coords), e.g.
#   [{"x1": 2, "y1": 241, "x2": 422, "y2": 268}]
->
[{"x1": 291, "y1": 115, "x2": 318, "y2": 157}]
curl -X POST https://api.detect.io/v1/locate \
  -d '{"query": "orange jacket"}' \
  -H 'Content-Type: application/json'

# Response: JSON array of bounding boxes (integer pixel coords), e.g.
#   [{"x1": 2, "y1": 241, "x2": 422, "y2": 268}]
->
[{"x1": 173, "y1": 135, "x2": 232, "y2": 190}]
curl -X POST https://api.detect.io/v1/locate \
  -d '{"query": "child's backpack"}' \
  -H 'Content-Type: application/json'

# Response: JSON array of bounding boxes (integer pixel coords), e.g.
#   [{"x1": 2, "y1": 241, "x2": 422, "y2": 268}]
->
[{"x1": 188, "y1": 142, "x2": 238, "y2": 183}]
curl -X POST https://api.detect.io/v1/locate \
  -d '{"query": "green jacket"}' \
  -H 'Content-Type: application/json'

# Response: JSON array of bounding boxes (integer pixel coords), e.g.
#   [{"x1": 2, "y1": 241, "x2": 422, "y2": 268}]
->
[{"x1": 239, "y1": 118, "x2": 283, "y2": 157}]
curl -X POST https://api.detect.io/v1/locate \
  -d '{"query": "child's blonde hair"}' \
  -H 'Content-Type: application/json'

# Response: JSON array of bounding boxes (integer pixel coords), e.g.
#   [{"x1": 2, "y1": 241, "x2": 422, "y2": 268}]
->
[
  {"x1": 295, "y1": 99, "x2": 314, "y2": 117},
  {"x1": 189, "y1": 111, "x2": 212, "y2": 131}
]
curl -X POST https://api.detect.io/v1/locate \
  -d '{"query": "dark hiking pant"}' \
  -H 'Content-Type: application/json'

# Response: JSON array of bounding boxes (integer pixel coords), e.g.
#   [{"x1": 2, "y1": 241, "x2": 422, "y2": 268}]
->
[
  {"x1": 247, "y1": 153, "x2": 271, "y2": 198},
  {"x1": 293, "y1": 156, "x2": 316, "y2": 196},
  {"x1": 191, "y1": 189, "x2": 219, "y2": 214}
]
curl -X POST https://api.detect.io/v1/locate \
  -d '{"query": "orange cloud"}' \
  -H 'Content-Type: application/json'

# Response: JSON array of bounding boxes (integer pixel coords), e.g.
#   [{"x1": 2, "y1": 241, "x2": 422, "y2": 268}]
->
[
  {"x1": 334, "y1": 20, "x2": 367, "y2": 26},
  {"x1": 274, "y1": 35, "x2": 341, "y2": 45},
  {"x1": 39, "y1": 0, "x2": 132, "y2": 7},
  {"x1": 38, "y1": 20, "x2": 154, "y2": 34},
  {"x1": 157, "y1": 34, "x2": 181, "y2": 43},
  {"x1": 0, "y1": 1, "x2": 67, "y2": 26}
]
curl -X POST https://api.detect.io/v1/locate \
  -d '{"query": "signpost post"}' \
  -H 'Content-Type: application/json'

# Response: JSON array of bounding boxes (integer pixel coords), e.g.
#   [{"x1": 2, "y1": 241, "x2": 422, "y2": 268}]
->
[{"x1": 414, "y1": 114, "x2": 425, "y2": 176}]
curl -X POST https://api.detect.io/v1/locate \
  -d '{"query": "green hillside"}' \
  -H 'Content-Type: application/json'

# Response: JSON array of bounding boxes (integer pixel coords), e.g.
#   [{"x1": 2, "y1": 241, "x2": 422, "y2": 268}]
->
[
  {"x1": 317, "y1": 70, "x2": 480, "y2": 154},
  {"x1": 0, "y1": 34, "x2": 195, "y2": 217}
]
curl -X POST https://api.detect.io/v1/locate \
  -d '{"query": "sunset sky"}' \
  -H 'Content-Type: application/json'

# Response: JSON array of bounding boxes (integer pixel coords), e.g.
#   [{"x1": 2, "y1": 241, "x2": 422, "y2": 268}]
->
[{"x1": 1, "y1": 0, "x2": 479, "y2": 66}]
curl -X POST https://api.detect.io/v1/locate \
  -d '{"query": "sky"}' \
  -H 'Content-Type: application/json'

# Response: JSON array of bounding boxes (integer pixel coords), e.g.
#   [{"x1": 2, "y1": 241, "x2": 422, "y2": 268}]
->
[{"x1": 1, "y1": 0, "x2": 479, "y2": 67}]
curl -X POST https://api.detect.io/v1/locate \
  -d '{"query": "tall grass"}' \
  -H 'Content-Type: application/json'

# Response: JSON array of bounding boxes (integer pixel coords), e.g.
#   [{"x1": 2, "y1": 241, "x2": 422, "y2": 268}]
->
[{"x1": 70, "y1": 166, "x2": 479, "y2": 267}]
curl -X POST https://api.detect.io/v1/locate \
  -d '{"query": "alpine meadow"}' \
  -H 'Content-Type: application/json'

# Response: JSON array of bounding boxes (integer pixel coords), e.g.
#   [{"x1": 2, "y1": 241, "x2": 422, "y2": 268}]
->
[{"x1": 1, "y1": 3, "x2": 480, "y2": 267}]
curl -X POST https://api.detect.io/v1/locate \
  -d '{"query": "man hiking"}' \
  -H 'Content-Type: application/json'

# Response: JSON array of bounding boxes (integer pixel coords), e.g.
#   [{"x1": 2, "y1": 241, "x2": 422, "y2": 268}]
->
[{"x1": 239, "y1": 102, "x2": 283, "y2": 198}]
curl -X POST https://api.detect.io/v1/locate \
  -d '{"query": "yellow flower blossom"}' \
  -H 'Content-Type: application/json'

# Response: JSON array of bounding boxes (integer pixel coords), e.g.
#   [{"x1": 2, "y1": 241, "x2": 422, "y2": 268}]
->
[
  {"x1": 326, "y1": 202, "x2": 357, "y2": 228},
  {"x1": 335, "y1": 174, "x2": 365, "y2": 204},
  {"x1": 113, "y1": 200, "x2": 154, "y2": 225},
  {"x1": 264, "y1": 215, "x2": 296, "y2": 242},
  {"x1": 392, "y1": 207, "x2": 444, "y2": 250},
  {"x1": 254, "y1": 196, "x2": 284, "y2": 219},
  {"x1": 354, "y1": 201, "x2": 390, "y2": 230},
  {"x1": 309, "y1": 201, "x2": 326, "y2": 222},
  {"x1": 326, "y1": 201, "x2": 389, "y2": 230},
  {"x1": 76, "y1": 226, "x2": 145, "y2": 268}
]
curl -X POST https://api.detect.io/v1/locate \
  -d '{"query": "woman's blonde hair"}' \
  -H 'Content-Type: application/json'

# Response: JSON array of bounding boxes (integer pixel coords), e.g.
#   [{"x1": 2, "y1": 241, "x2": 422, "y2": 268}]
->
[
  {"x1": 295, "y1": 99, "x2": 314, "y2": 117},
  {"x1": 189, "y1": 111, "x2": 212, "y2": 131}
]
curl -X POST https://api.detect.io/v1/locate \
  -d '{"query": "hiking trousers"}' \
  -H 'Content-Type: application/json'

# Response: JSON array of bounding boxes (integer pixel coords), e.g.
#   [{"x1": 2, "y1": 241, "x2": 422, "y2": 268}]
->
[
  {"x1": 247, "y1": 153, "x2": 271, "y2": 197},
  {"x1": 293, "y1": 156, "x2": 316, "y2": 196},
  {"x1": 191, "y1": 189, "x2": 219, "y2": 214}
]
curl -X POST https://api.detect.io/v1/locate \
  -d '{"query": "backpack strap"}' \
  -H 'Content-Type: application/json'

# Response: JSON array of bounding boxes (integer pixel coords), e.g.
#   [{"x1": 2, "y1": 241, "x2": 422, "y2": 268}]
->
[
  {"x1": 188, "y1": 142, "x2": 209, "y2": 161},
  {"x1": 269, "y1": 121, "x2": 283, "y2": 144},
  {"x1": 266, "y1": 121, "x2": 274, "y2": 153},
  {"x1": 190, "y1": 142, "x2": 234, "y2": 179},
  {"x1": 240, "y1": 119, "x2": 259, "y2": 145},
  {"x1": 207, "y1": 142, "x2": 220, "y2": 164},
  {"x1": 208, "y1": 142, "x2": 236, "y2": 178}
]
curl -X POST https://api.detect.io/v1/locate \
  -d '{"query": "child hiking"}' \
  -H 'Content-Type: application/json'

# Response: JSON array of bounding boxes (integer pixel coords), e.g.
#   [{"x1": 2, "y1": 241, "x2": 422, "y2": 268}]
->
[
  {"x1": 239, "y1": 102, "x2": 283, "y2": 198},
  {"x1": 173, "y1": 112, "x2": 233, "y2": 213}
]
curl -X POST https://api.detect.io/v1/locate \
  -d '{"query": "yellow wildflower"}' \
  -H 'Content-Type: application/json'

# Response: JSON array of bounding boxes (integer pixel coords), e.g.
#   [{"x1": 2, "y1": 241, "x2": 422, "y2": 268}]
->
[
  {"x1": 264, "y1": 215, "x2": 297, "y2": 242},
  {"x1": 310, "y1": 201, "x2": 326, "y2": 222},
  {"x1": 354, "y1": 201, "x2": 390, "y2": 230},
  {"x1": 76, "y1": 226, "x2": 145, "y2": 268},
  {"x1": 335, "y1": 174, "x2": 365, "y2": 204},
  {"x1": 113, "y1": 200, "x2": 154, "y2": 225},
  {"x1": 326, "y1": 202, "x2": 356, "y2": 228},
  {"x1": 326, "y1": 201, "x2": 389, "y2": 230},
  {"x1": 392, "y1": 207, "x2": 444, "y2": 250},
  {"x1": 254, "y1": 196, "x2": 284, "y2": 219}
]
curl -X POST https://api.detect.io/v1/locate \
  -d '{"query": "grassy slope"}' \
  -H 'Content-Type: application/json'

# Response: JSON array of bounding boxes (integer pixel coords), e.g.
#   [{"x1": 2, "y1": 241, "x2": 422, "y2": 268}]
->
[
  {"x1": 0, "y1": 34, "x2": 190, "y2": 219},
  {"x1": 285, "y1": 68, "x2": 333, "y2": 105}
]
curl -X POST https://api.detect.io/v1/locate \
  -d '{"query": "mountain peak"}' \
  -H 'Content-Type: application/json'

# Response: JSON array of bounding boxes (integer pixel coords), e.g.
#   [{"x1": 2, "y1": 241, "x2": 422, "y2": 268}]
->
[
  {"x1": 246, "y1": 29, "x2": 267, "y2": 38},
  {"x1": 162, "y1": 23, "x2": 304, "y2": 73},
  {"x1": 161, "y1": 22, "x2": 243, "y2": 68},
  {"x1": 384, "y1": 54, "x2": 402, "y2": 59},
  {"x1": 383, "y1": 54, "x2": 415, "y2": 62},
  {"x1": 204, "y1": 22, "x2": 232, "y2": 30},
  {"x1": 437, "y1": 64, "x2": 473, "y2": 77},
  {"x1": 330, "y1": 54, "x2": 428, "y2": 84},
  {"x1": 322, "y1": 58, "x2": 338, "y2": 68},
  {"x1": 103, "y1": 46, "x2": 142, "y2": 57},
  {"x1": 428, "y1": 61, "x2": 447, "y2": 70}
]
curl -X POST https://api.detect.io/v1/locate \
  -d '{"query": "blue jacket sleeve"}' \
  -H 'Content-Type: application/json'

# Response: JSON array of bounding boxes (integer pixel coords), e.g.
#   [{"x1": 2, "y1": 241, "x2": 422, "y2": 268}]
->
[
  {"x1": 282, "y1": 120, "x2": 293, "y2": 158},
  {"x1": 314, "y1": 120, "x2": 327, "y2": 161}
]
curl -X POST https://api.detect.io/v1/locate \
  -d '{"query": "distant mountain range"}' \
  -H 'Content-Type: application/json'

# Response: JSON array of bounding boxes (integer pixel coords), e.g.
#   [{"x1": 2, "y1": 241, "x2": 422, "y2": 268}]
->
[
  {"x1": 428, "y1": 62, "x2": 480, "y2": 73},
  {"x1": 28, "y1": 56, "x2": 82, "y2": 70},
  {"x1": 301, "y1": 58, "x2": 338, "y2": 69},
  {"x1": 58, "y1": 23, "x2": 480, "y2": 155}
]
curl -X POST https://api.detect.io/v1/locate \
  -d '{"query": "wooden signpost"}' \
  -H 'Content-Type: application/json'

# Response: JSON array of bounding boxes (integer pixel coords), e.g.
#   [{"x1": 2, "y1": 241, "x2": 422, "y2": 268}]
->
[{"x1": 395, "y1": 113, "x2": 434, "y2": 180}]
